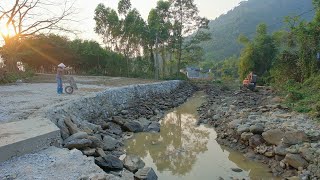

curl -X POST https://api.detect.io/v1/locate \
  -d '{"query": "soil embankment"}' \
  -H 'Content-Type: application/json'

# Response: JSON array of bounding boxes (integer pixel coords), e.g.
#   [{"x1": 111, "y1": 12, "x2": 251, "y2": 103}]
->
[{"x1": 197, "y1": 84, "x2": 320, "y2": 179}]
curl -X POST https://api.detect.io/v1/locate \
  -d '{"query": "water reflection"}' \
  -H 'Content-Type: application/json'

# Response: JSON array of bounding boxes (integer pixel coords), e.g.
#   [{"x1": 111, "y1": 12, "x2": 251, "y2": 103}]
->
[
  {"x1": 125, "y1": 92, "x2": 276, "y2": 179},
  {"x1": 126, "y1": 92, "x2": 209, "y2": 176}
]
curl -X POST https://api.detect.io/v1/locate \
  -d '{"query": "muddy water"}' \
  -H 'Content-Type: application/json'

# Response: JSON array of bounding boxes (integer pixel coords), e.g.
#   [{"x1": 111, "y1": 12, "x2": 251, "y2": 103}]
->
[{"x1": 125, "y1": 91, "x2": 276, "y2": 179}]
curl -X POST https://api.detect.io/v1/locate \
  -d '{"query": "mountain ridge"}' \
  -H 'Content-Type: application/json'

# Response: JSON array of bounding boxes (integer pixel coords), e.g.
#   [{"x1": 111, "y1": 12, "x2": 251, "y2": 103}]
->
[{"x1": 202, "y1": 0, "x2": 315, "y2": 61}]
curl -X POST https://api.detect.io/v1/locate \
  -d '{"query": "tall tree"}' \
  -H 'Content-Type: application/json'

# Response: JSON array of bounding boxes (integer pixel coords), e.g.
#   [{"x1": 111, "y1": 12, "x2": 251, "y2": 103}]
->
[
  {"x1": 147, "y1": 0, "x2": 171, "y2": 78},
  {"x1": 94, "y1": 1, "x2": 147, "y2": 77},
  {"x1": 169, "y1": 0, "x2": 209, "y2": 74},
  {"x1": 94, "y1": 4, "x2": 120, "y2": 50},
  {"x1": 118, "y1": 0, "x2": 132, "y2": 16},
  {"x1": 238, "y1": 23, "x2": 276, "y2": 81}
]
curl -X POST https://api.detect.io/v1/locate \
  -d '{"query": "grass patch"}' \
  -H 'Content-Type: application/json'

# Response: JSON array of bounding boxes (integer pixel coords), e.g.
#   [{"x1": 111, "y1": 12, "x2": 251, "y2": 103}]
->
[
  {"x1": 279, "y1": 75, "x2": 320, "y2": 117},
  {"x1": 0, "y1": 68, "x2": 35, "y2": 84}
]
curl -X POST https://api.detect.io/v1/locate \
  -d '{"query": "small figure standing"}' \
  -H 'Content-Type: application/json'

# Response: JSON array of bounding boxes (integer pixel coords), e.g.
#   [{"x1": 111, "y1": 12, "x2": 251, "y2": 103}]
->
[{"x1": 56, "y1": 63, "x2": 66, "y2": 94}]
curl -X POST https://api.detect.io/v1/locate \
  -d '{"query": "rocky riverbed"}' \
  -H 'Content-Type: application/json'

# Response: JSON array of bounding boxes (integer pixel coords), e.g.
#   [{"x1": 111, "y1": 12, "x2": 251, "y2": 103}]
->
[
  {"x1": 42, "y1": 80, "x2": 196, "y2": 179},
  {"x1": 197, "y1": 84, "x2": 320, "y2": 179}
]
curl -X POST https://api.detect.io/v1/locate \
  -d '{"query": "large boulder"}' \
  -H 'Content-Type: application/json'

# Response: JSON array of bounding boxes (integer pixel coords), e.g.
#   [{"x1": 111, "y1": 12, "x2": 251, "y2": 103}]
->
[
  {"x1": 282, "y1": 131, "x2": 309, "y2": 145},
  {"x1": 300, "y1": 147, "x2": 316, "y2": 162},
  {"x1": 64, "y1": 139, "x2": 92, "y2": 150},
  {"x1": 147, "y1": 122, "x2": 160, "y2": 132},
  {"x1": 138, "y1": 118, "x2": 152, "y2": 131},
  {"x1": 134, "y1": 167, "x2": 158, "y2": 180},
  {"x1": 284, "y1": 153, "x2": 308, "y2": 169},
  {"x1": 106, "y1": 122, "x2": 123, "y2": 135},
  {"x1": 249, "y1": 135, "x2": 265, "y2": 148},
  {"x1": 64, "y1": 118, "x2": 81, "y2": 135},
  {"x1": 237, "y1": 124, "x2": 250, "y2": 134},
  {"x1": 102, "y1": 135, "x2": 121, "y2": 151},
  {"x1": 112, "y1": 116, "x2": 125, "y2": 126},
  {"x1": 241, "y1": 132, "x2": 254, "y2": 141},
  {"x1": 228, "y1": 119, "x2": 243, "y2": 129},
  {"x1": 82, "y1": 148, "x2": 97, "y2": 156},
  {"x1": 121, "y1": 169, "x2": 135, "y2": 180},
  {"x1": 123, "y1": 121, "x2": 143, "y2": 133},
  {"x1": 87, "y1": 136, "x2": 104, "y2": 148},
  {"x1": 95, "y1": 155, "x2": 124, "y2": 170},
  {"x1": 57, "y1": 118, "x2": 70, "y2": 139},
  {"x1": 262, "y1": 129, "x2": 284, "y2": 145},
  {"x1": 123, "y1": 155, "x2": 145, "y2": 172},
  {"x1": 249, "y1": 124, "x2": 265, "y2": 134},
  {"x1": 63, "y1": 132, "x2": 88, "y2": 144},
  {"x1": 274, "y1": 145, "x2": 288, "y2": 156}
]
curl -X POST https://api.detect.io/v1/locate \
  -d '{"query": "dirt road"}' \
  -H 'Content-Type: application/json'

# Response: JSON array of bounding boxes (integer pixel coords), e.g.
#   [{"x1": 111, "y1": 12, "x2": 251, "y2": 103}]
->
[{"x1": 0, "y1": 74, "x2": 158, "y2": 124}]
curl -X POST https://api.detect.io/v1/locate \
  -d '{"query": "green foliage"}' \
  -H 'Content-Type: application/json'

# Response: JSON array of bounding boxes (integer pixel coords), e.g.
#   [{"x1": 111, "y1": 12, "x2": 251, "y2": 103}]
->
[
  {"x1": 118, "y1": 0, "x2": 132, "y2": 15},
  {"x1": 201, "y1": 56, "x2": 239, "y2": 81},
  {"x1": 168, "y1": 0, "x2": 209, "y2": 74},
  {"x1": 0, "y1": 67, "x2": 34, "y2": 84},
  {"x1": 200, "y1": 0, "x2": 314, "y2": 61},
  {"x1": 3, "y1": 34, "x2": 139, "y2": 77},
  {"x1": 94, "y1": 0, "x2": 209, "y2": 80},
  {"x1": 278, "y1": 76, "x2": 320, "y2": 116},
  {"x1": 238, "y1": 24, "x2": 276, "y2": 82}
]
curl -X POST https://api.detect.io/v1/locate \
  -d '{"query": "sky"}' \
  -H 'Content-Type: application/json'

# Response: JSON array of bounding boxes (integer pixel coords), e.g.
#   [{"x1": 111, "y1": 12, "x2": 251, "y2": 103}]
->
[{"x1": 72, "y1": 0, "x2": 244, "y2": 41}]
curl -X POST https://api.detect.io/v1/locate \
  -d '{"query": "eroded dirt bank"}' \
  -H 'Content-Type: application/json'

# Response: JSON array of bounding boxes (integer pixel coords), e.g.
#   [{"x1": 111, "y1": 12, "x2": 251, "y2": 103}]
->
[{"x1": 197, "y1": 84, "x2": 320, "y2": 179}]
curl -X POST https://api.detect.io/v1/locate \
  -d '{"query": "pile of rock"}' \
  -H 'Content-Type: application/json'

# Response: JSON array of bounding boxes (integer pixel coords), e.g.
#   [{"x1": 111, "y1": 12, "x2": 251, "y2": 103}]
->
[
  {"x1": 198, "y1": 85, "x2": 320, "y2": 179},
  {"x1": 43, "y1": 81, "x2": 196, "y2": 179}
]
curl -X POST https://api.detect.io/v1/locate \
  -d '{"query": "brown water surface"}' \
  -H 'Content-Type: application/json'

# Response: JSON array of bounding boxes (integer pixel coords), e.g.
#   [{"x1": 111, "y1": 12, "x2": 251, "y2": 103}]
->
[{"x1": 125, "y1": 91, "x2": 277, "y2": 180}]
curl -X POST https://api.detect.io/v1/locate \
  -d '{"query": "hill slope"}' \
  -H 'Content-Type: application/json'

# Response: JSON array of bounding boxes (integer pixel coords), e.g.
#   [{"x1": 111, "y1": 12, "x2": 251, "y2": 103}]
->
[{"x1": 202, "y1": 0, "x2": 314, "y2": 61}]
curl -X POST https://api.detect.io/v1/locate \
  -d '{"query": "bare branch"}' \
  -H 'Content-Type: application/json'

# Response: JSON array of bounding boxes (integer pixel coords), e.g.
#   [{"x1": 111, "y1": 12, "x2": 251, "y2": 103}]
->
[{"x1": 1, "y1": 0, "x2": 77, "y2": 42}]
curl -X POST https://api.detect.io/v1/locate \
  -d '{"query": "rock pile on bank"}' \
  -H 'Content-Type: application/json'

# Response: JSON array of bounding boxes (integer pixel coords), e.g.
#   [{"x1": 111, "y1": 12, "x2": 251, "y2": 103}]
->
[
  {"x1": 44, "y1": 81, "x2": 196, "y2": 179},
  {"x1": 198, "y1": 85, "x2": 320, "y2": 179}
]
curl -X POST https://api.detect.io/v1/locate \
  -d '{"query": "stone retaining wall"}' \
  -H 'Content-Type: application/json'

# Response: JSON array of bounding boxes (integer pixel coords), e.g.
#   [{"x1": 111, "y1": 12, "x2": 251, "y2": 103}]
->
[
  {"x1": 44, "y1": 80, "x2": 194, "y2": 141},
  {"x1": 37, "y1": 80, "x2": 195, "y2": 179}
]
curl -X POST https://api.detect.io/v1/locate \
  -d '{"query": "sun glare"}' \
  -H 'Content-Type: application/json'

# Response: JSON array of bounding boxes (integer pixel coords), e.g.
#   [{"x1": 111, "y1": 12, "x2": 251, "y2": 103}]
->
[
  {"x1": 0, "y1": 24, "x2": 15, "y2": 37},
  {"x1": 1, "y1": 26, "x2": 9, "y2": 36}
]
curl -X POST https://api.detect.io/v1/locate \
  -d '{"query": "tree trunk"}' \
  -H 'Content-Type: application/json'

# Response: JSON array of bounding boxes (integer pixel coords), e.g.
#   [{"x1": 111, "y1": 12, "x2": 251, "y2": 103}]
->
[
  {"x1": 177, "y1": 2, "x2": 183, "y2": 76},
  {"x1": 161, "y1": 47, "x2": 166, "y2": 78},
  {"x1": 149, "y1": 48, "x2": 155, "y2": 74},
  {"x1": 6, "y1": 57, "x2": 18, "y2": 72},
  {"x1": 177, "y1": 35, "x2": 182, "y2": 76}
]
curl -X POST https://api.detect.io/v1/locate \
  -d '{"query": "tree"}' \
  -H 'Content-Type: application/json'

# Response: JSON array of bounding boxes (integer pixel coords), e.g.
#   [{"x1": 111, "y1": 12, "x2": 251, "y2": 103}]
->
[
  {"x1": 94, "y1": 4, "x2": 120, "y2": 51},
  {"x1": 238, "y1": 23, "x2": 276, "y2": 83},
  {"x1": 169, "y1": 0, "x2": 209, "y2": 74},
  {"x1": 147, "y1": 0, "x2": 171, "y2": 79},
  {"x1": 95, "y1": 1, "x2": 148, "y2": 77},
  {"x1": 118, "y1": 0, "x2": 132, "y2": 16},
  {"x1": 0, "y1": 0, "x2": 75, "y2": 71},
  {"x1": 182, "y1": 31, "x2": 211, "y2": 66}
]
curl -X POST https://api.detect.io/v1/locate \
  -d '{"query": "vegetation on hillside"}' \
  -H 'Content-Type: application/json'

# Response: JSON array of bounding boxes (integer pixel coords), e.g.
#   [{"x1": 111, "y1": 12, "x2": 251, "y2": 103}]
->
[
  {"x1": 236, "y1": 0, "x2": 320, "y2": 117},
  {"x1": 201, "y1": 0, "x2": 314, "y2": 61}
]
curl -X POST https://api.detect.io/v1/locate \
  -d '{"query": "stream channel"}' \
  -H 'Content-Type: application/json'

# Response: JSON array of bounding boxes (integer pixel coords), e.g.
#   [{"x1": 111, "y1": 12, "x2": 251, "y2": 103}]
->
[{"x1": 125, "y1": 91, "x2": 276, "y2": 179}]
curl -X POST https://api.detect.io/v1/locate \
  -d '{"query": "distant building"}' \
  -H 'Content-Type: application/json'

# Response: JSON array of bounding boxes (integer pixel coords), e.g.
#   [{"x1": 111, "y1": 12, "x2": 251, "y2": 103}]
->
[{"x1": 185, "y1": 67, "x2": 210, "y2": 79}]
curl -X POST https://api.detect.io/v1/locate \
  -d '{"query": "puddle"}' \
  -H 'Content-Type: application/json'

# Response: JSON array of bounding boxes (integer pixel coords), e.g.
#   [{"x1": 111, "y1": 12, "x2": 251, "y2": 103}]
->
[{"x1": 125, "y1": 91, "x2": 277, "y2": 180}]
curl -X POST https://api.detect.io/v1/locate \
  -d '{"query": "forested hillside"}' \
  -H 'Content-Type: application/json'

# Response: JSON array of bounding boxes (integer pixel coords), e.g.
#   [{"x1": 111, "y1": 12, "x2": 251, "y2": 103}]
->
[{"x1": 203, "y1": 0, "x2": 314, "y2": 61}]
